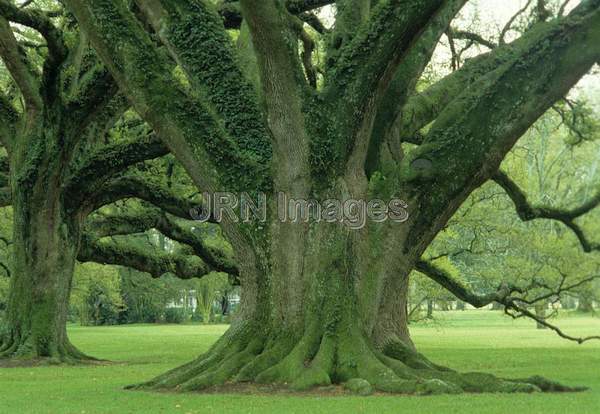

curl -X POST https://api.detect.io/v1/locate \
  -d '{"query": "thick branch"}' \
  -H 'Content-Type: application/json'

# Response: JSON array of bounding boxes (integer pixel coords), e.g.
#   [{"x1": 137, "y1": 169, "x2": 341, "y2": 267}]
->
[
  {"x1": 239, "y1": 0, "x2": 310, "y2": 196},
  {"x1": 135, "y1": 0, "x2": 271, "y2": 169},
  {"x1": 86, "y1": 207, "x2": 238, "y2": 275},
  {"x1": 493, "y1": 170, "x2": 600, "y2": 252},
  {"x1": 389, "y1": 2, "x2": 600, "y2": 148},
  {"x1": 79, "y1": 236, "x2": 212, "y2": 280},
  {"x1": 415, "y1": 260, "x2": 518, "y2": 308},
  {"x1": 367, "y1": 0, "x2": 467, "y2": 172},
  {"x1": 85, "y1": 173, "x2": 206, "y2": 221},
  {"x1": 326, "y1": 0, "x2": 447, "y2": 112},
  {"x1": 65, "y1": 0, "x2": 263, "y2": 196},
  {"x1": 401, "y1": 2, "x2": 600, "y2": 199},
  {"x1": 64, "y1": 133, "x2": 169, "y2": 206}
]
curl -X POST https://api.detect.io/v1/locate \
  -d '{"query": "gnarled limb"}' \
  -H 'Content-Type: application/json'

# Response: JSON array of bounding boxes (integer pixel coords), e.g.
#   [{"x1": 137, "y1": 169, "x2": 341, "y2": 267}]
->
[
  {"x1": 86, "y1": 206, "x2": 238, "y2": 276},
  {"x1": 415, "y1": 260, "x2": 521, "y2": 308},
  {"x1": 493, "y1": 170, "x2": 600, "y2": 252},
  {"x1": 135, "y1": 0, "x2": 271, "y2": 169},
  {"x1": 64, "y1": 133, "x2": 169, "y2": 207},
  {"x1": 327, "y1": 0, "x2": 452, "y2": 169},
  {"x1": 399, "y1": 1, "x2": 600, "y2": 252},
  {"x1": 85, "y1": 173, "x2": 206, "y2": 221},
  {"x1": 64, "y1": 0, "x2": 265, "y2": 196},
  {"x1": 78, "y1": 236, "x2": 212, "y2": 280},
  {"x1": 416, "y1": 260, "x2": 600, "y2": 344}
]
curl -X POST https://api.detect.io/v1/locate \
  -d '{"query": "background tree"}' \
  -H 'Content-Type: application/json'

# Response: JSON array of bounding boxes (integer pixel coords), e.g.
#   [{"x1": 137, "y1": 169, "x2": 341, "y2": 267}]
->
[{"x1": 0, "y1": 0, "x2": 236, "y2": 360}]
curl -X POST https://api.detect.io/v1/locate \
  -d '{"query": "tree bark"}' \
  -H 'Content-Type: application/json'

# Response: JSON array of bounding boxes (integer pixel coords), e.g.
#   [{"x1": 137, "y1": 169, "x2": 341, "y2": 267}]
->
[
  {"x1": 132, "y1": 211, "x2": 556, "y2": 394},
  {"x1": 0, "y1": 128, "x2": 90, "y2": 362}
]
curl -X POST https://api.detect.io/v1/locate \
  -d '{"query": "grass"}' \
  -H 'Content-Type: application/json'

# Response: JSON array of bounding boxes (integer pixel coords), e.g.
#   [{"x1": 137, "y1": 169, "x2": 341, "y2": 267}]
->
[{"x1": 1, "y1": 310, "x2": 600, "y2": 413}]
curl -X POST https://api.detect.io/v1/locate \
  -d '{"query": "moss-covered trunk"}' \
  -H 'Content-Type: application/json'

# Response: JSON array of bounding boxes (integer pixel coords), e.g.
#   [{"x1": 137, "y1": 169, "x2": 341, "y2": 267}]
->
[
  {"x1": 0, "y1": 180, "x2": 89, "y2": 363},
  {"x1": 0, "y1": 112, "x2": 90, "y2": 363},
  {"x1": 135, "y1": 216, "x2": 564, "y2": 394}
]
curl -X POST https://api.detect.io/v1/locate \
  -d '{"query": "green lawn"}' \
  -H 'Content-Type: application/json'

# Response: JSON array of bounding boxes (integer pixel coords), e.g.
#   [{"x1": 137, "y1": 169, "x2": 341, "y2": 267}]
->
[{"x1": 1, "y1": 311, "x2": 600, "y2": 413}]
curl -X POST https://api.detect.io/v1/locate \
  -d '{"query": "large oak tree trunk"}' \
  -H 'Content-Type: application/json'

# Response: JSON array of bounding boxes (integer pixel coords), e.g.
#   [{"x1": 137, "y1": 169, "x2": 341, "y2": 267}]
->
[
  {"x1": 0, "y1": 115, "x2": 90, "y2": 363},
  {"x1": 134, "y1": 218, "x2": 561, "y2": 394},
  {"x1": 0, "y1": 198, "x2": 88, "y2": 362}
]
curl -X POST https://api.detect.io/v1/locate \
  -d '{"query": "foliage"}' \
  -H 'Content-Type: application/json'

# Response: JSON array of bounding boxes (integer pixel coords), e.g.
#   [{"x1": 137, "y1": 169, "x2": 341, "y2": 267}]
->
[
  {"x1": 189, "y1": 272, "x2": 231, "y2": 324},
  {"x1": 70, "y1": 263, "x2": 123, "y2": 326}
]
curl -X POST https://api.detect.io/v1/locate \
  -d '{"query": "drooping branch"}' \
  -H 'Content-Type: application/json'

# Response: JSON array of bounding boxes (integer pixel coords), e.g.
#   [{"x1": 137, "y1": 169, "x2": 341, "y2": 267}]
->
[
  {"x1": 493, "y1": 170, "x2": 600, "y2": 252},
  {"x1": 415, "y1": 260, "x2": 521, "y2": 308},
  {"x1": 86, "y1": 206, "x2": 238, "y2": 276},
  {"x1": 84, "y1": 173, "x2": 207, "y2": 221},
  {"x1": 78, "y1": 236, "x2": 212, "y2": 280},
  {"x1": 416, "y1": 260, "x2": 600, "y2": 344}
]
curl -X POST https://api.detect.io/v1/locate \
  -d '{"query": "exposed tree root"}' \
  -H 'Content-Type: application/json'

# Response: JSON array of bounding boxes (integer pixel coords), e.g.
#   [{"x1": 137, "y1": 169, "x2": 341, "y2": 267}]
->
[
  {"x1": 0, "y1": 333, "x2": 98, "y2": 366},
  {"x1": 129, "y1": 325, "x2": 586, "y2": 395}
]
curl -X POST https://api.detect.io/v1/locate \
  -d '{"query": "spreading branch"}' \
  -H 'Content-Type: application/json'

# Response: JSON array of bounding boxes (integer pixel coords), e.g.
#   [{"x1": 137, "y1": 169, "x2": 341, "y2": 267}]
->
[
  {"x1": 64, "y1": 0, "x2": 263, "y2": 198},
  {"x1": 85, "y1": 173, "x2": 207, "y2": 221},
  {"x1": 86, "y1": 206, "x2": 238, "y2": 276},
  {"x1": 399, "y1": 1, "x2": 600, "y2": 249},
  {"x1": 493, "y1": 170, "x2": 600, "y2": 252},
  {"x1": 135, "y1": 0, "x2": 271, "y2": 172},
  {"x1": 79, "y1": 236, "x2": 212, "y2": 280},
  {"x1": 416, "y1": 260, "x2": 600, "y2": 344},
  {"x1": 64, "y1": 133, "x2": 169, "y2": 207},
  {"x1": 367, "y1": 0, "x2": 468, "y2": 172}
]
